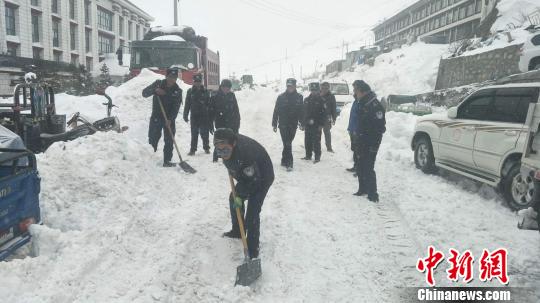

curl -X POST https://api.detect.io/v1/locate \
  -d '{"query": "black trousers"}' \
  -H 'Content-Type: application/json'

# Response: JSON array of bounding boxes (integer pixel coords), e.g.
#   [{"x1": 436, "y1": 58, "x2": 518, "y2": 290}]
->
[
  {"x1": 279, "y1": 126, "x2": 297, "y2": 167},
  {"x1": 190, "y1": 119, "x2": 210, "y2": 152},
  {"x1": 149, "y1": 117, "x2": 176, "y2": 163},
  {"x1": 305, "y1": 126, "x2": 322, "y2": 160},
  {"x1": 350, "y1": 132, "x2": 359, "y2": 169},
  {"x1": 356, "y1": 143, "x2": 379, "y2": 197},
  {"x1": 229, "y1": 185, "x2": 270, "y2": 257},
  {"x1": 323, "y1": 120, "x2": 332, "y2": 150}
]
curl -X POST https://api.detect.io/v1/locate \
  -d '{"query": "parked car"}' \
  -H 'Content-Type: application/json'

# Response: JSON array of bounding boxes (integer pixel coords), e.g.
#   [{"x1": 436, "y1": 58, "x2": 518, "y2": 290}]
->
[
  {"x1": 518, "y1": 32, "x2": 540, "y2": 73},
  {"x1": 412, "y1": 83, "x2": 540, "y2": 210},
  {"x1": 328, "y1": 82, "x2": 352, "y2": 115},
  {"x1": 0, "y1": 125, "x2": 41, "y2": 261}
]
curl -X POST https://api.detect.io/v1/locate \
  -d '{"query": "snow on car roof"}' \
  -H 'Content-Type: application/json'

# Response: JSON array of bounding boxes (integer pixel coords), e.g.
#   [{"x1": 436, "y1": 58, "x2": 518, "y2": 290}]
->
[
  {"x1": 482, "y1": 82, "x2": 540, "y2": 89},
  {"x1": 151, "y1": 35, "x2": 185, "y2": 42}
]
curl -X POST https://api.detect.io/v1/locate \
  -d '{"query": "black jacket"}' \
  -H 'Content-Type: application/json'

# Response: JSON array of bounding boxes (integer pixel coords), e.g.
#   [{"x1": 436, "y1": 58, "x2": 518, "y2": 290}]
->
[
  {"x1": 303, "y1": 94, "x2": 326, "y2": 128},
  {"x1": 184, "y1": 86, "x2": 211, "y2": 123},
  {"x1": 210, "y1": 91, "x2": 241, "y2": 132},
  {"x1": 224, "y1": 134, "x2": 275, "y2": 196},
  {"x1": 272, "y1": 91, "x2": 304, "y2": 129},
  {"x1": 142, "y1": 80, "x2": 182, "y2": 120},
  {"x1": 356, "y1": 91, "x2": 386, "y2": 147},
  {"x1": 321, "y1": 92, "x2": 337, "y2": 122}
]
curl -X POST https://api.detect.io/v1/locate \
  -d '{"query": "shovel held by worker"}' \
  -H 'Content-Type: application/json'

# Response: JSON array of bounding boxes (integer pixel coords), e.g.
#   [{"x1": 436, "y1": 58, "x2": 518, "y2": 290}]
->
[
  {"x1": 157, "y1": 96, "x2": 196, "y2": 174},
  {"x1": 229, "y1": 174, "x2": 262, "y2": 286}
]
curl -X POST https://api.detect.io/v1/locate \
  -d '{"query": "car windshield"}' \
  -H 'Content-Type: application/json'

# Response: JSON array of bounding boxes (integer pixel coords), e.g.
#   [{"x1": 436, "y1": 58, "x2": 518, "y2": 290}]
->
[
  {"x1": 330, "y1": 83, "x2": 349, "y2": 95},
  {"x1": 131, "y1": 47, "x2": 198, "y2": 69}
]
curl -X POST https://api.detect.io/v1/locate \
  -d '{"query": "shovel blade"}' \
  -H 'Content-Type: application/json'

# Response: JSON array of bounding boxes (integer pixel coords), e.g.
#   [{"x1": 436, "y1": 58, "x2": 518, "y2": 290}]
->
[
  {"x1": 179, "y1": 161, "x2": 197, "y2": 174},
  {"x1": 235, "y1": 258, "x2": 262, "y2": 287}
]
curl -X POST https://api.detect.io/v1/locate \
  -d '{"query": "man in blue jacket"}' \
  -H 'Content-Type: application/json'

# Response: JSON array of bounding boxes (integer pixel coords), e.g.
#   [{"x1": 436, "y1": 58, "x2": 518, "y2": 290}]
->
[{"x1": 347, "y1": 95, "x2": 360, "y2": 173}]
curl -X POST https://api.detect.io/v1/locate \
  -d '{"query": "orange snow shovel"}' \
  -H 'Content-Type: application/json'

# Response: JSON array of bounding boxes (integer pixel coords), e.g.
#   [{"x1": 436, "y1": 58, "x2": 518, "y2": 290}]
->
[
  {"x1": 229, "y1": 174, "x2": 262, "y2": 286},
  {"x1": 157, "y1": 97, "x2": 196, "y2": 174}
]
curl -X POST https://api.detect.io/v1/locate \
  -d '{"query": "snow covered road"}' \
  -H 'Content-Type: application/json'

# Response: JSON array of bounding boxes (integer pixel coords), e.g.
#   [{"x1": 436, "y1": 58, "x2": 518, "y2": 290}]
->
[{"x1": 1, "y1": 71, "x2": 539, "y2": 302}]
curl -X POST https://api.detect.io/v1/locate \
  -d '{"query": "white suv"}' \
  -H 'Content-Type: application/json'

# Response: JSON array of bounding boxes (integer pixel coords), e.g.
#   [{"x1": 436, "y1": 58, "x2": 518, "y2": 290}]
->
[
  {"x1": 412, "y1": 83, "x2": 540, "y2": 210},
  {"x1": 519, "y1": 32, "x2": 540, "y2": 73}
]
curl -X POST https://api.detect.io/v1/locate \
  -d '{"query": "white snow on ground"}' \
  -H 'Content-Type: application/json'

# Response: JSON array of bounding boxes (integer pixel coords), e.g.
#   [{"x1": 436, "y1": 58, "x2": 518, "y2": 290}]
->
[
  {"x1": 97, "y1": 54, "x2": 131, "y2": 77},
  {"x1": 1, "y1": 70, "x2": 539, "y2": 302}
]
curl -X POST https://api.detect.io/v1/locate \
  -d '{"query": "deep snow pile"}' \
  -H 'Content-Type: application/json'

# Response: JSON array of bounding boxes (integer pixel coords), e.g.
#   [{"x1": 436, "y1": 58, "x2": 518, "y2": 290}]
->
[
  {"x1": 97, "y1": 54, "x2": 131, "y2": 77},
  {"x1": 492, "y1": 0, "x2": 540, "y2": 31},
  {"x1": 335, "y1": 42, "x2": 449, "y2": 97},
  {"x1": 1, "y1": 71, "x2": 539, "y2": 302}
]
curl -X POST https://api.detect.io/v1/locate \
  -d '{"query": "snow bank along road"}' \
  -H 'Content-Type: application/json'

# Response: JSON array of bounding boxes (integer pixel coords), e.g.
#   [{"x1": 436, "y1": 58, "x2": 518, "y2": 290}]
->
[{"x1": 1, "y1": 71, "x2": 539, "y2": 302}]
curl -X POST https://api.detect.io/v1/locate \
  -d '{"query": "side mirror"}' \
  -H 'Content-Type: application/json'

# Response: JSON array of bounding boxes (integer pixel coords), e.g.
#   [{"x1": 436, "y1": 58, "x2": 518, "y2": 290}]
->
[{"x1": 447, "y1": 107, "x2": 458, "y2": 119}]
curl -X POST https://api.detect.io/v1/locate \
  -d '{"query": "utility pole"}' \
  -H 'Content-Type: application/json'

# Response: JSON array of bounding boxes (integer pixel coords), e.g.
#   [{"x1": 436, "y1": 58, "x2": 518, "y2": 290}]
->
[{"x1": 174, "y1": 0, "x2": 179, "y2": 26}]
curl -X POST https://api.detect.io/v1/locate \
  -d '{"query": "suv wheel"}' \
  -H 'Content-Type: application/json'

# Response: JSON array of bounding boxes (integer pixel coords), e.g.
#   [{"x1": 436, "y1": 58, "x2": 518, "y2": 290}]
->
[
  {"x1": 502, "y1": 164, "x2": 536, "y2": 210},
  {"x1": 414, "y1": 137, "x2": 437, "y2": 174}
]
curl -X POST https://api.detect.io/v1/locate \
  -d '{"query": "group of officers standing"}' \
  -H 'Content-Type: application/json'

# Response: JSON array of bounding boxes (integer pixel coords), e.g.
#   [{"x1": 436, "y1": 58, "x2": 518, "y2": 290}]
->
[{"x1": 142, "y1": 68, "x2": 386, "y2": 259}]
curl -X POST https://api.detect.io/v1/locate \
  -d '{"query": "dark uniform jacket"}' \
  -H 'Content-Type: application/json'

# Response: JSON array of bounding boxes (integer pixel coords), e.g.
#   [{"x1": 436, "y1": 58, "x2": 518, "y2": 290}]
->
[
  {"x1": 272, "y1": 91, "x2": 304, "y2": 129},
  {"x1": 303, "y1": 94, "x2": 326, "y2": 128},
  {"x1": 142, "y1": 80, "x2": 183, "y2": 120},
  {"x1": 321, "y1": 92, "x2": 337, "y2": 122},
  {"x1": 210, "y1": 91, "x2": 241, "y2": 132},
  {"x1": 224, "y1": 135, "x2": 275, "y2": 197},
  {"x1": 356, "y1": 91, "x2": 386, "y2": 147},
  {"x1": 184, "y1": 86, "x2": 211, "y2": 123}
]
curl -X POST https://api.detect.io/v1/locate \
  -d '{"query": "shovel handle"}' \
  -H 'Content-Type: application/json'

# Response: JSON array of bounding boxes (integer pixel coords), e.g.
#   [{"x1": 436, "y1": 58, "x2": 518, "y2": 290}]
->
[
  {"x1": 157, "y1": 96, "x2": 184, "y2": 163},
  {"x1": 229, "y1": 174, "x2": 250, "y2": 259}
]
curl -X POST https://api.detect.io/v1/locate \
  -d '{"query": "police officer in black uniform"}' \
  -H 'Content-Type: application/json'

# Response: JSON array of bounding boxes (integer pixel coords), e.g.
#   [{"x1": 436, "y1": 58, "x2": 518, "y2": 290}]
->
[
  {"x1": 142, "y1": 68, "x2": 183, "y2": 167},
  {"x1": 272, "y1": 78, "x2": 304, "y2": 170},
  {"x1": 214, "y1": 128, "x2": 274, "y2": 259},
  {"x1": 352, "y1": 80, "x2": 386, "y2": 202},
  {"x1": 184, "y1": 74, "x2": 212, "y2": 155},
  {"x1": 320, "y1": 82, "x2": 337, "y2": 153},
  {"x1": 210, "y1": 79, "x2": 241, "y2": 162},
  {"x1": 302, "y1": 82, "x2": 326, "y2": 163}
]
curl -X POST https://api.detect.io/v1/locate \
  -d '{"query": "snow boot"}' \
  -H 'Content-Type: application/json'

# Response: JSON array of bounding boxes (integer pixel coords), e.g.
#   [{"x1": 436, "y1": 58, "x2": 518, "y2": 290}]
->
[
  {"x1": 302, "y1": 156, "x2": 312, "y2": 161},
  {"x1": 163, "y1": 162, "x2": 176, "y2": 167},
  {"x1": 313, "y1": 159, "x2": 320, "y2": 164},
  {"x1": 286, "y1": 166, "x2": 293, "y2": 172},
  {"x1": 204, "y1": 149, "x2": 211, "y2": 154},
  {"x1": 188, "y1": 150, "x2": 196, "y2": 156},
  {"x1": 223, "y1": 230, "x2": 241, "y2": 239},
  {"x1": 346, "y1": 167, "x2": 356, "y2": 173},
  {"x1": 353, "y1": 190, "x2": 367, "y2": 197},
  {"x1": 368, "y1": 194, "x2": 379, "y2": 203}
]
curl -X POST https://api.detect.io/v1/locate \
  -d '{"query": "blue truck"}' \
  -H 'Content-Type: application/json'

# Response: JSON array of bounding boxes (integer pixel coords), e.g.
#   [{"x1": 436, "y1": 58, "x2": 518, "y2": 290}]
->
[{"x1": 0, "y1": 146, "x2": 41, "y2": 261}]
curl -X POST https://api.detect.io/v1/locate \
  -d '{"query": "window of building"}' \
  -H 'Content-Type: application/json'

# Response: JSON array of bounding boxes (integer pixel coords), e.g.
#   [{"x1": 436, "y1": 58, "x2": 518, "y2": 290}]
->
[
  {"x1": 85, "y1": 1, "x2": 91, "y2": 25},
  {"x1": 85, "y1": 29, "x2": 92, "y2": 52},
  {"x1": 32, "y1": 14, "x2": 41, "y2": 43},
  {"x1": 70, "y1": 24, "x2": 77, "y2": 50},
  {"x1": 52, "y1": 19, "x2": 61, "y2": 47},
  {"x1": 70, "y1": 0, "x2": 76, "y2": 20},
  {"x1": 453, "y1": 8, "x2": 459, "y2": 22},
  {"x1": 136, "y1": 24, "x2": 140, "y2": 40},
  {"x1": 98, "y1": 8, "x2": 113, "y2": 31},
  {"x1": 33, "y1": 48, "x2": 42, "y2": 60},
  {"x1": 467, "y1": 2, "x2": 475, "y2": 17},
  {"x1": 119, "y1": 16, "x2": 124, "y2": 36},
  {"x1": 128, "y1": 21, "x2": 133, "y2": 40},
  {"x1": 98, "y1": 34, "x2": 113, "y2": 53},
  {"x1": 31, "y1": 0, "x2": 39, "y2": 6},
  {"x1": 475, "y1": 0, "x2": 482, "y2": 13},
  {"x1": 6, "y1": 43, "x2": 18, "y2": 56},
  {"x1": 53, "y1": 51, "x2": 62, "y2": 62},
  {"x1": 71, "y1": 54, "x2": 79, "y2": 66},
  {"x1": 459, "y1": 6, "x2": 466, "y2": 20},
  {"x1": 86, "y1": 57, "x2": 93, "y2": 71},
  {"x1": 51, "y1": 0, "x2": 59, "y2": 14},
  {"x1": 5, "y1": 5, "x2": 17, "y2": 36}
]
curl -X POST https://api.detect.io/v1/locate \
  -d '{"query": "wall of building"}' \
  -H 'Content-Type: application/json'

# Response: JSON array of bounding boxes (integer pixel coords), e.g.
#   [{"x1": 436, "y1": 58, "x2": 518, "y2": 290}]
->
[{"x1": 434, "y1": 44, "x2": 523, "y2": 90}]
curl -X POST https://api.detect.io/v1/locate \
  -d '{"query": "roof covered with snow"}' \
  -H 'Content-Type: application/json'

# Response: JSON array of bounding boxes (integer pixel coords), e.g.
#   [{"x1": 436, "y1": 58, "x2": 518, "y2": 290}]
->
[{"x1": 151, "y1": 35, "x2": 185, "y2": 42}]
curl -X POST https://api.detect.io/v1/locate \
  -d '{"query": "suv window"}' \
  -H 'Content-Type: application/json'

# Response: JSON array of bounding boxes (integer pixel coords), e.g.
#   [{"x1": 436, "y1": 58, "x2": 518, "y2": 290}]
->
[
  {"x1": 458, "y1": 95, "x2": 493, "y2": 120},
  {"x1": 532, "y1": 34, "x2": 540, "y2": 46},
  {"x1": 492, "y1": 95, "x2": 530, "y2": 123}
]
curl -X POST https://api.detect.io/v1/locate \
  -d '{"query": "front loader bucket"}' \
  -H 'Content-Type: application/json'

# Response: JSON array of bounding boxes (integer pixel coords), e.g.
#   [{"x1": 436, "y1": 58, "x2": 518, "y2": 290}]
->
[{"x1": 235, "y1": 258, "x2": 262, "y2": 287}]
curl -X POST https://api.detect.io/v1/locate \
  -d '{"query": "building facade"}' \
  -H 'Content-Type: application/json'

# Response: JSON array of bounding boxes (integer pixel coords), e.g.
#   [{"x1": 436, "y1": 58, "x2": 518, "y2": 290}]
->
[
  {"x1": 0, "y1": 0, "x2": 153, "y2": 71},
  {"x1": 373, "y1": 0, "x2": 496, "y2": 49}
]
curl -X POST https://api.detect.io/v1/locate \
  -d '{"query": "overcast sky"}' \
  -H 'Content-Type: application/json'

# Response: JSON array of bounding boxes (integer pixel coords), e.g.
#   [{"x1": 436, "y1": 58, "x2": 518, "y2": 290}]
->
[{"x1": 130, "y1": 0, "x2": 416, "y2": 82}]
